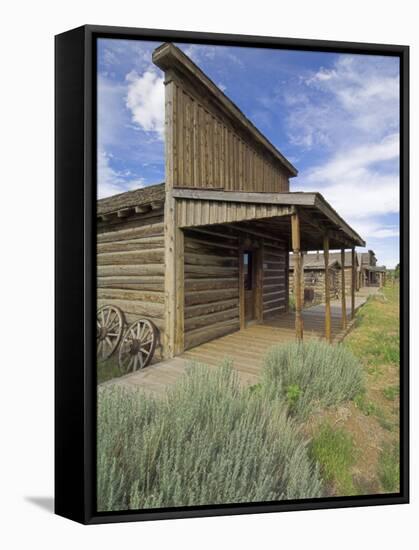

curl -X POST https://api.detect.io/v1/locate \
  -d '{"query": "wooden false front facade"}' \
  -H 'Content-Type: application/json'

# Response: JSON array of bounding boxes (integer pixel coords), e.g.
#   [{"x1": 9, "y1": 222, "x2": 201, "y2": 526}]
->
[{"x1": 97, "y1": 43, "x2": 365, "y2": 361}]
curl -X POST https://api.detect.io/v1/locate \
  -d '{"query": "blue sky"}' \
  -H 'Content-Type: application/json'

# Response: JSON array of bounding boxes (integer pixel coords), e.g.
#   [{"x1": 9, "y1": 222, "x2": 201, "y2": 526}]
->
[{"x1": 97, "y1": 39, "x2": 400, "y2": 268}]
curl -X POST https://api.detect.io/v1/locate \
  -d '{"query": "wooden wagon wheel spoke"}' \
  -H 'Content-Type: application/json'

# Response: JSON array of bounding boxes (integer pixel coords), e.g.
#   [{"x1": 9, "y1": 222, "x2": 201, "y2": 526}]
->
[
  {"x1": 118, "y1": 318, "x2": 158, "y2": 374},
  {"x1": 141, "y1": 338, "x2": 153, "y2": 346},
  {"x1": 96, "y1": 305, "x2": 125, "y2": 361}
]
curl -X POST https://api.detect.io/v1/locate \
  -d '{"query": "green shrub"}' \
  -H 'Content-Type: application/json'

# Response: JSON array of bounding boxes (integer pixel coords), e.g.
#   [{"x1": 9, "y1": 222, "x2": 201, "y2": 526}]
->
[
  {"x1": 311, "y1": 424, "x2": 357, "y2": 496},
  {"x1": 382, "y1": 385, "x2": 399, "y2": 401},
  {"x1": 354, "y1": 392, "x2": 376, "y2": 416},
  {"x1": 261, "y1": 341, "x2": 364, "y2": 420},
  {"x1": 378, "y1": 442, "x2": 400, "y2": 492},
  {"x1": 97, "y1": 363, "x2": 323, "y2": 511}
]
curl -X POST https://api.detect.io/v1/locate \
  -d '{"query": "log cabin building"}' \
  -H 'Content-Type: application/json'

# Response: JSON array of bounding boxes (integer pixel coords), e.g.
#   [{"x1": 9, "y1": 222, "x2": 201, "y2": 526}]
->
[
  {"x1": 359, "y1": 251, "x2": 387, "y2": 287},
  {"x1": 97, "y1": 42, "x2": 365, "y2": 360},
  {"x1": 289, "y1": 254, "x2": 340, "y2": 305},
  {"x1": 289, "y1": 251, "x2": 361, "y2": 305}
]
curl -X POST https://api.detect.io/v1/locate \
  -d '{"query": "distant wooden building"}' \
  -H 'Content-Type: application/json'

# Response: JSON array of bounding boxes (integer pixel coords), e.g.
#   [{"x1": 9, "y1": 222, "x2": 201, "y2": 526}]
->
[
  {"x1": 97, "y1": 43, "x2": 365, "y2": 360},
  {"x1": 358, "y1": 251, "x2": 386, "y2": 287},
  {"x1": 289, "y1": 254, "x2": 340, "y2": 305},
  {"x1": 289, "y1": 251, "x2": 361, "y2": 305}
]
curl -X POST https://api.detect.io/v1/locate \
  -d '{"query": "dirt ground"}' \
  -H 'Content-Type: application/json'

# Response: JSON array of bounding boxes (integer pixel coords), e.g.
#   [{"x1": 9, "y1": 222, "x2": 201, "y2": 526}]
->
[{"x1": 304, "y1": 285, "x2": 400, "y2": 496}]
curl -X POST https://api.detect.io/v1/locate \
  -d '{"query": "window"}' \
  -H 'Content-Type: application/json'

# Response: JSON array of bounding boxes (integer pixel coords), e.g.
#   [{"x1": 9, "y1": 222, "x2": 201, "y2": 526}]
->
[{"x1": 244, "y1": 251, "x2": 253, "y2": 290}]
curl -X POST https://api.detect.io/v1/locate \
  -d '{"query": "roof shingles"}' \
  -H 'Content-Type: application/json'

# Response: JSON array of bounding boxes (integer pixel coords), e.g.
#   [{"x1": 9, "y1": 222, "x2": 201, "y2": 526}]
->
[{"x1": 97, "y1": 183, "x2": 165, "y2": 216}]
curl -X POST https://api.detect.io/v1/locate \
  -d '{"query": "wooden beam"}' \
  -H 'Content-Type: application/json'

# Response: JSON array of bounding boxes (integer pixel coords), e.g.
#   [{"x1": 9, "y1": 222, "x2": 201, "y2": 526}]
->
[
  {"x1": 171, "y1": 188, "x2": 365, "y2": 247},
  {"x1": 351, "y1": 248, "x2": 356, "y2": 319},
  {"x1": 298, "y1": 209, "x2": 354, "y2": 249},
  {"x1": 135, "y1": 204, "x2": 150, "y2": 214},
  {"x1": 229, "y1": 222, "x2": 289, "y2": 244},
  {"x1": 164, "y1": 78, "x2": 184, "y2": 358},
  {"x1": 151, "y1": 200, "x2": 164, "y2": 210},
  {"x1": 99, "y1": 213, "x2": 115, "y2": 222},
  {"x1": 324, "y1": 234, "x2": 332, "y2": 343},
  {"x1": 173, "y1": 187, "x2": 316, "y2": 205},
  {"x1": 117, "y1": 208, "x2": 132, "y2": 218},
  {"x1": 341, "y1": 248, "x2": 347, "y2": 330},
  {"x1": 291, "y1": 212, "x2": 303, "y2": 340}
]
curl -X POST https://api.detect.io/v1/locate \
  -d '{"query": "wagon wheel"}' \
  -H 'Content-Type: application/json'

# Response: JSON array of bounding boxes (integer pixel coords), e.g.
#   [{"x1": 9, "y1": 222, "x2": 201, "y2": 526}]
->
[
  {"x1": 118, "y1": 319, "x2": 157, "y2": 374},
  {"x1": 96, "y1": 305, "x2": 125, "y2": 361}
]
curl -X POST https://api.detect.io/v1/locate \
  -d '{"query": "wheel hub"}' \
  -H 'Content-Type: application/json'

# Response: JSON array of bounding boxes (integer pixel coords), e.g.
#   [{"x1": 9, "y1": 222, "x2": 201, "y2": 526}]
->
[
  {"x1": 129, "y1": 339, "x2": 140, "y2": 354},
  {"x1": 99, "y1": 326, "x2": 108, "y2": 339}
]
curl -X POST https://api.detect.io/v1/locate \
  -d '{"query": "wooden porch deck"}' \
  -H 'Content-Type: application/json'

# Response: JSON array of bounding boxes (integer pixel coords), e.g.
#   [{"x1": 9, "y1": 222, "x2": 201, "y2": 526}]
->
[{"x1": 102, "y1": 288, "x2": 377, "y2": 397}]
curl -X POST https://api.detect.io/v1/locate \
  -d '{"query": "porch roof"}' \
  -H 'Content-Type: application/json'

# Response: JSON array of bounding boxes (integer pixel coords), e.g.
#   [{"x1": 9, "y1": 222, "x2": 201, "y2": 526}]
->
[{"x1": 173, "y1": 188, "x2": 365, "y2": 250}]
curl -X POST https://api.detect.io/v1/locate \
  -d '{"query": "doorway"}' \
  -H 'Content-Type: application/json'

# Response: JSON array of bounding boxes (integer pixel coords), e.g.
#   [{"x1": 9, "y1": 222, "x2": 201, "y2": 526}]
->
[
  {"x1": 243, "y1": 251, "x2": 255, "y2": 322},
  {"x1": 240, "y1": 247, "x2": 262, "y2": 328}
]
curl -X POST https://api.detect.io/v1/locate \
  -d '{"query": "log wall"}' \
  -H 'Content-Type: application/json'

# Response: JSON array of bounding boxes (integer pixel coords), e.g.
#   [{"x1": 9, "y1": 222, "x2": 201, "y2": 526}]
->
[
  {"x1": 183, "y1": 227, "x2": 240, "y2": 350},
  {"x1": 97, "y1": 208, "x2": 165, "y2": 357},
  {"x1": 336, "y1": 266, "x2": 359, "y2": 295},
  {"x1": 262, "y1": 239, "x2": 288, "y2": 318},
  {"x1": 289, "y1": 268, "x2": 339, "y2": 305},
  {"x1": 170, "y1": 81, "x2": 290, "y2": 193},
  {"x1": 183, "y1": 224, "x2": 288, "y2": 350}
]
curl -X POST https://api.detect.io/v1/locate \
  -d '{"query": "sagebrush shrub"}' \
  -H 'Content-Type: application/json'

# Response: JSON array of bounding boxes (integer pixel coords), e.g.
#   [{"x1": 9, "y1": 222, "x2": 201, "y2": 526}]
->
[
  {"x1": 97, "y1": 363, "x2": 323, "y2": 511},
  {"x1": 261, "y1": 340, "x2": 364, "y2": 420}
]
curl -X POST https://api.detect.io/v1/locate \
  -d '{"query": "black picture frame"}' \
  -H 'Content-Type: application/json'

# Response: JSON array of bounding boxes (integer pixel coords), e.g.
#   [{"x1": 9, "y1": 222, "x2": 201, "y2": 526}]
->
[{"x1": 55, "y1": 24, "x2": 409, "y2": 525}]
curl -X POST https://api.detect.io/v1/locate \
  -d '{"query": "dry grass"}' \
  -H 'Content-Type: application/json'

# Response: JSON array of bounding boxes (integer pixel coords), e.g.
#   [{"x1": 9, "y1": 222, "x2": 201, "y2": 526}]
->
[{"x1": 305, "y1": 284, "x2": 400, "y2": 496}]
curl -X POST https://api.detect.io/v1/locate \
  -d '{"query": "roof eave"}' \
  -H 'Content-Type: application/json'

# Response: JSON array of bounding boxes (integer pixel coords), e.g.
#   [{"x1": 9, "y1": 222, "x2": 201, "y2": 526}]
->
[{"x1": 313, "y1": 193, "x2": 365, "y2": 247}]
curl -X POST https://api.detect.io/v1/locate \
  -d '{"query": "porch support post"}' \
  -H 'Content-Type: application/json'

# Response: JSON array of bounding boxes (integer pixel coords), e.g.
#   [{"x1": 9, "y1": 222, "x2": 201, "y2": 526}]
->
[
  {"x1": 340, "y1": 248, "x2": 347, "y2": 330},
  {"x1": 324, "y1": 233, "x2": 332, "y2": 343},
  {"x1": 163, "y1": 74, "x2": 184, "y2": 358},
  {"x1": 291, "y1": 212, "x2": 303, "y2": 341},
  {"x1": 351, "y1": 247, "x2": 356, "y2": 319}
]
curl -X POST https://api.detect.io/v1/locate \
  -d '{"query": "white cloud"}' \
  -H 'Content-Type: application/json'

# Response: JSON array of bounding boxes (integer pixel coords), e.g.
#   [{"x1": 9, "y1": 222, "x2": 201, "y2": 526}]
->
[
  {"x1": 298, "y1": 136, "x2": 399, "y2": 245},
  {"x1": 97, "y1": 151, "x2": 145, "y2": 199},
  {"x1": 286, "y1": 54, "x2": 399, "y2": 151},
  {"x1": 301, "y1": 134, "x2": 399, "y2": 219},
  {"x1": 125, "y1": 69, "x2": 165, "y2": 139},
  {"x1": 285, "y1": 54, "x2": 400, "y2": 267},
  {"x1": 305, "y1": 133, "x2": 399, "y2": 184},
  {"x1": 97, "y1": 75, "x2": 127, "y2": 150}
]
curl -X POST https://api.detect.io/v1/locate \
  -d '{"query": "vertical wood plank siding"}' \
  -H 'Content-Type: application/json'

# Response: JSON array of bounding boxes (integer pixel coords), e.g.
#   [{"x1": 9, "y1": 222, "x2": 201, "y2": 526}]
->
[
  {"x1": 172, "y1": 85, "x2": 290, "y2": 193},
  {"x1": 96, "y1": 209, "x2": 165, "y2": 357},
  {"x1": 176, "y1": 198, "x2": 292, "y2": 228}
]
